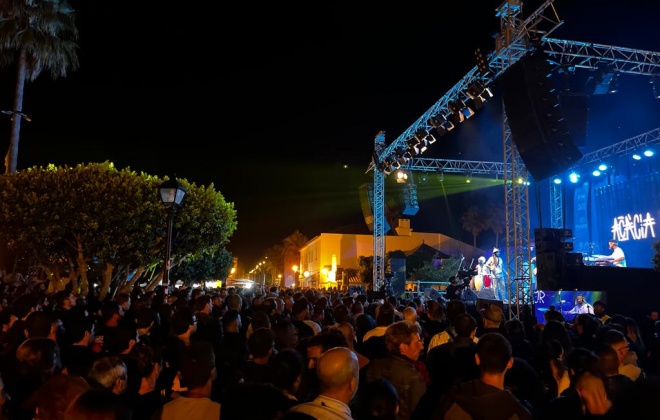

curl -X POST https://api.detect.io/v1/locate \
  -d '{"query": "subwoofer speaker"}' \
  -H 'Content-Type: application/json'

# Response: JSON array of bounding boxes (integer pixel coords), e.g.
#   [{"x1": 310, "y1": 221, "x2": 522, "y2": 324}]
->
[{"x1": 500, "y1": 50, "x2": 583, "y2": 181}]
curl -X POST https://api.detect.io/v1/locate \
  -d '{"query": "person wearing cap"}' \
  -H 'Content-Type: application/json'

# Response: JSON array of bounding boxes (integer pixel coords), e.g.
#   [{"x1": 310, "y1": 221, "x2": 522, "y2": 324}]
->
[
  {"x1": 486, "y1": 248, "x2": 507, "y2": 302},
  {"x1": 607, "y1": 240, "x2": 626, "y2": 267},
  {"x1": 478, "y1": 303, "x2": 505, "y2": 337}
]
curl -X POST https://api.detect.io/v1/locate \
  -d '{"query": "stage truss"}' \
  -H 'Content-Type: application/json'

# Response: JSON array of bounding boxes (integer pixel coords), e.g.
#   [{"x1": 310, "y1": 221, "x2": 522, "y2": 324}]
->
[{"x1": 368, "y1": 0, "x2": 660, "y2": 319}]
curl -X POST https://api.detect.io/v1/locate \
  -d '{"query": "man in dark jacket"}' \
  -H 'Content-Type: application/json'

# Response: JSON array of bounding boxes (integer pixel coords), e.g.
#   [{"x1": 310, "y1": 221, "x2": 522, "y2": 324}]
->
[
  {"x1": 432, "y1": 332, "x2": 532, "y2": 419},
  {"x1": 364, "y1": 320, "x2": 426, "y2": 419}
]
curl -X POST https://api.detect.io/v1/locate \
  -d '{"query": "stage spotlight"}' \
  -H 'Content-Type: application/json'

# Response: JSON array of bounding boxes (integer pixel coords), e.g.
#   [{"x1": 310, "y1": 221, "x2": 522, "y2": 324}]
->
[
  {"x1": 428, "y1": 114, "x2": 455, "y2": 137},
  {"x1": 569, "y1": 172, "x2": 580, "y2": 183},
  {"x1": 592, "y1": 169, "x2": 601, "y2": 177},
  {"x1": 466, "y1": 81, "x2": 494, "y2": 109},
  {"x1": 598, "y1": 163, "x2": 607, "y2": 171},
  {"x1": 644, "y1": 150, "x2": 654, "y2": 157},
  {"x1": 448, "y1": 99, "x2": 474, "y2": 124},
  {"x1": 396, "y1": 170, "x2": 408, "y2": 184},
  {"x1": 553, "y1": 177, "x2": 562, "y2": 185},
  {"x1": 633, "y1": 154, "x2": 642, "y2": 160}
]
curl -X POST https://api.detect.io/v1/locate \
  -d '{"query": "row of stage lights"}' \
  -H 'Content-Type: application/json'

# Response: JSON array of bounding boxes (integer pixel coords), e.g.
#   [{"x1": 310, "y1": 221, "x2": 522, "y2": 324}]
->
[
  {"x1": 378, "y1": 79, "x2": 494, "y2": 176},
  {"x1": 553, "y1": 149, "x2": 655, "y2": 184}
]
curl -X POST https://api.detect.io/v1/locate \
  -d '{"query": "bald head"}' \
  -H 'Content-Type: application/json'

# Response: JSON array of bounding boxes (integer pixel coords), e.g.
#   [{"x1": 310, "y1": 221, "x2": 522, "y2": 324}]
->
[
  {"x1": 317, "y1": 347, "x2": 359, "y2": 397},
  {"x1": 402, "y1": 307, "x2": 417, "y2": 323}
]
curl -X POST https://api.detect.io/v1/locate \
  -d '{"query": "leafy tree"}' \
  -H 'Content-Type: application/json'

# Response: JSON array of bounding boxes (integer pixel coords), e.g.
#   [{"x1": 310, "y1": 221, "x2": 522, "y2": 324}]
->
[
  {"x1": 169, "y1": 248, "x2": 233, "y2": 287},
  {"x1": 461, "y1": 205, "x2": 488, "y2": 247},
  {"x1": 0, "y1": 0, "x2": 80, "y2": 173},
  {"x1": 409, "y1": 257, "x2": 462, "y2": 283},
  {"x1": 0, "y1": 162, "x2": 237, "y2": 299}
]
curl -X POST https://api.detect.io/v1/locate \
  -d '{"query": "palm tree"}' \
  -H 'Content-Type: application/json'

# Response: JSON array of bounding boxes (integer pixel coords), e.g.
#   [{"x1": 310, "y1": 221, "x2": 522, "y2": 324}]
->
[
  {"x1": 0, "y1": 0, "x2": 79, "y2": 174},
  {"x1": 283, "y1": 230, "x2": 308, "y2": 282},
  {"x1": 487, "y1": 205, "x2": 505, "y2": 248},
  {"x1": 461, "y1": 205, "x2": 487, "y2": 247}
]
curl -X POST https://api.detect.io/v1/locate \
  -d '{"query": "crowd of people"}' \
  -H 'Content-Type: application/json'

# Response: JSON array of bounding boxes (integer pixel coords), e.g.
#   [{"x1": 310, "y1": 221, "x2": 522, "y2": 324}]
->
[{"x1": 0, "y1": 278, "x2": 657, "y2": 419}]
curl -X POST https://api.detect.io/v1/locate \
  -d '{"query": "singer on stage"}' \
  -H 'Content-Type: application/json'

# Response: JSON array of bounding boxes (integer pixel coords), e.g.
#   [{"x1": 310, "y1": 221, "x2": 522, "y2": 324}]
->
[{"x1": 486, "y1": 248, "x2": 506, "y2": 302}]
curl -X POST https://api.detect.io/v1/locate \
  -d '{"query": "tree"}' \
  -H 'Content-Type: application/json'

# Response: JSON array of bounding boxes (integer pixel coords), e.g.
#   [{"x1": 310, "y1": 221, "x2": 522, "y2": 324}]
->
[
  {"x1": 282, "y1": 230, "x2": 308, "y2": 282},
  {"x1": 0, "y1": 162, "x2": 237, "y2": 299},
  {"x1": 0, "y1": 0, "x2": 80, "y2": 173},
  {"x1": 461, "y1": 205, "x2": 488, "y2": 247},
  {"x1": 487, "y1": 205, "x2": 505, "y2": 248}
]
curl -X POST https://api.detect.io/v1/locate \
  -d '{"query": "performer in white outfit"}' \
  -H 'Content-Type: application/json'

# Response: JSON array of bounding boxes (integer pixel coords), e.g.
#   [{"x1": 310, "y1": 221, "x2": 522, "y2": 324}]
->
[
  {"x1": 486, "y1": 248, "x2": 506, "y2": 302},
  {"x1": 607, "y1": 240, "x2": 626, "y2": 267}
]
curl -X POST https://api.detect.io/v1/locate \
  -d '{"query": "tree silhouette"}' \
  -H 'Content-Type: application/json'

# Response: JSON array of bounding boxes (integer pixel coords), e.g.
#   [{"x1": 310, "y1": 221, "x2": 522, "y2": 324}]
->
[
  {"x1": 487, "y1": 205, "x2": 505, "y2": 248},
  {"x1": 461, "y1": 205, "x2": 488, "y2": 247}
]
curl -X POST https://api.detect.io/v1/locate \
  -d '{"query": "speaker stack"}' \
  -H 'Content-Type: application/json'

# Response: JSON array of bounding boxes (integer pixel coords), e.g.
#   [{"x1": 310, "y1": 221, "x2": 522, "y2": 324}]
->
[{"x1": 500, "y1": 49, "x2": 583, "y2": 181}]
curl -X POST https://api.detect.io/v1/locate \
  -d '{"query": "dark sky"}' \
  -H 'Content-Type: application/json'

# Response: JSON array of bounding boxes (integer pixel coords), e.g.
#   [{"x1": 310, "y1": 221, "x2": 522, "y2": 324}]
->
[{"x1": 1, "y1": 0, "x2": 660, "y2": 271}]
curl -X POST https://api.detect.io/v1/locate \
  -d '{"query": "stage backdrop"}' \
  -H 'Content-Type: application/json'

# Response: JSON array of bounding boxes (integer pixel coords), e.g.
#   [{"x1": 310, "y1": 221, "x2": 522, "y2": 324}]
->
[{"x1": 590, "y1": 172, "x2": 660, "y2": 268}]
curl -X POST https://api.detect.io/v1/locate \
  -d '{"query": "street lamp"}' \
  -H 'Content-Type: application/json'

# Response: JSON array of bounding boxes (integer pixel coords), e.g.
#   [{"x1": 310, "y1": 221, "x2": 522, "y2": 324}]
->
[
  {"x1": 159, "y1": 178, "x2": 187, "y2": 288},
  {"x1": 292, "y1": 265, "x2": 298, "y2": 288}
]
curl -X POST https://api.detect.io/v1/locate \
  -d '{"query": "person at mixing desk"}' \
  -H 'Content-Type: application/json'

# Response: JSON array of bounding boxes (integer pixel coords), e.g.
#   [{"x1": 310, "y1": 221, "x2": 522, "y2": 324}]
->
[{"x1": 607, "y1": 240, "x2": 626, "y2": 267}]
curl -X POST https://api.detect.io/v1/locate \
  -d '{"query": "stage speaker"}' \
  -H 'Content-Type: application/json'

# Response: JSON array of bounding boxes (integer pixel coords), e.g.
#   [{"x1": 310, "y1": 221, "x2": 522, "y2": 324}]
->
[
  {"x1": 536, "y1": 252, "x2": 562, "y2": 290},
  {"x1": 500, "y1": 49, "x2": 583, "y2": 181},
  {"x1": 359, "y1": 183, "x2": 391, "y2": 233},
  {"x1": 475, "y1": 288, "x2": 496, "y2": 300},
  {"x1": 559, "y1": 92, "x2": 589, "y2": 148}
]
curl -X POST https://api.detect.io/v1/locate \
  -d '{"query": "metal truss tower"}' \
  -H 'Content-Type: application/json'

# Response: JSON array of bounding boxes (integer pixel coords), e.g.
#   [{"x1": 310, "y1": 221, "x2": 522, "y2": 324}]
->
[{"x1": 369, "y1": 0, "x2": 660, "y2": 318}]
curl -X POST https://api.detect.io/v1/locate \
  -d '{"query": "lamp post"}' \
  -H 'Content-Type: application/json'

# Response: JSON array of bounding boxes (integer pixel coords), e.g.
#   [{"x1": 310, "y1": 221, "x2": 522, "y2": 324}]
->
[
  {"x1": 159, "y1": 178, "x2": 187, "y2": 289},
  {"x1": 292, "y1": 265, "x2": 298, "y2": 288}
]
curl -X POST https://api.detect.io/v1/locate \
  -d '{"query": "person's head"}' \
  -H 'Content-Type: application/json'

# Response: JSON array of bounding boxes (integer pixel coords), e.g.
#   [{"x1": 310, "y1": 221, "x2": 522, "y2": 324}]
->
[
  {"x1": 222, "y1": 309, "x2": 241, "y2": 333},
  {"x1": 609, "y1": 240, "x2": 618, "y2": 250},
  {"x1": 425, "y1": 300, "x2": 444, "y2": 322},
  {"x1": 593, "y1": 300, "x2": 607, "y2": 316},
  {"x1": 305, "y1": 329, "x2": 348, "y2": 370},
  {"x1": 30, "y1": 373, "x2": 91, "y2": 420},
  {"x1": 576, "y1": 294, "x2": 585, "y2": 304},
  {"x1": 63, "y1": 388, "x2": 130, "y2": 420},
  {"x1": 475, "y1": 332, "x2": 513, "y2": 375},
  {"x1": 454, "y1": 313, "x2": 478, "y2": 339},
  {"x1": 16, "y1": 337, "x2": 61, "y2": 377},
  {"x1": 356, "y1": 378, "x2": 399, "y2": 420},
  {"x1": 316, "y1": 347, "x2": 360, "y2": 403},
  {"x1": 601, "y1": 329, "x2": 629, "y2": 365},
  {"x1": 478, "y1": 256, "x2": 486, "y2": 265},
  {"x1": 375, "y1": 301, "x2": 396, "y2": 327},
  {"x1": 193, "y1": 294, "x2": 212, "y2": 314},
  {"x1": 249, "y1": 327, "x2": 275, "y2": 359},
  {"x1": 446, "y1": 299, "x2": 467, "y2": 325},
  {"x1": 65, "y1": 316, "x2": 95, "y2": 349},
  {"x1": 402, "y1": 307, "x2": 417, "y2": 324},
  {"x1": 172, "y1": 306, "x2": 197, "y2": 336},
  {"x1": 481, "y1": 303, "x2": 505, "y2": 327},
  {"x1": 384, "y1": 320, "x2": 424, "y2": 361},
  {"x1": 87, "y1": 356, "x2": 128, "y2": 395},
  {"x1": 180, "y1": 341, "x2": 216, "y2": 391},
  {"x1": 492, "y1": 247, "x2": 500, "y2": 255},
  {"x1": 25, "y1": 310, "x2": 54, "y2": 339},
  {"x1": 271, "y1": 348, "x2": 304, "y2": 394}
]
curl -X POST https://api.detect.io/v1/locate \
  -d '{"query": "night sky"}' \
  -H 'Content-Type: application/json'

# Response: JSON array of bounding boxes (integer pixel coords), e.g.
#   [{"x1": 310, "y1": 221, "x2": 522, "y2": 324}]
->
[{"x1": 1, "y1": 0, "x2": 659, "y2": 271}]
